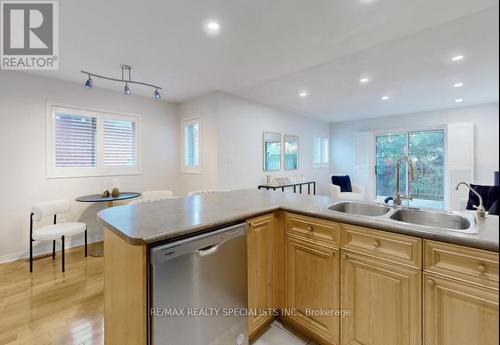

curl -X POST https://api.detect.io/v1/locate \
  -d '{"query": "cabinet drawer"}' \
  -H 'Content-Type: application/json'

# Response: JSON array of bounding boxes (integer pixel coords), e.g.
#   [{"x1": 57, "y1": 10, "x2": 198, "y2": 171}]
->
[
  {"x1": 341, "y1": 224, "x2": 422, "y2": 269},
  {"x1": 286, "y1": 213, "x2": 340, "y2": 248},
  {"x1": 424, "y1": 240, "x2": 499, "y2": 290}
]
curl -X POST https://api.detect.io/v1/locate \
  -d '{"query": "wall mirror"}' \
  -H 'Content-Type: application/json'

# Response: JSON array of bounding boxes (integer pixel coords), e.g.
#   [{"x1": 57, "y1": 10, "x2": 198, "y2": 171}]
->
[
  {"x1": 263, "y1": 132, "x2": 281, "y2": 171},
  {"x1": 284, "y1": 135, "x2": 299, "y2": 170}
]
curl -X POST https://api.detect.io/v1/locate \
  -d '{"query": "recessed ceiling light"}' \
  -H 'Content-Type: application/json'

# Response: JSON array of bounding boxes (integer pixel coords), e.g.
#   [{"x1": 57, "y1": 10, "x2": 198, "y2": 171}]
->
[
  {"x1": 203, "y1": 19, "x2": 221, "y2": 36},
  {"x1": 455, "y1": 98, "x2": 463, "y2": 103},
  {"x1": 381, "y1": 96, "x2": 390, "y2": 101},
  {"x1": 299, "y1": 91, "x2": 308, "y2": 97},
  {"x1": 451, "y1": 55, "x2": 464, "y2": 62},
  {"x1": 360, "y1": 77, "x2": 370, "y2": 84},
  {"x1": 453, "y1": 82, "x2": 464, "y2": 88}
]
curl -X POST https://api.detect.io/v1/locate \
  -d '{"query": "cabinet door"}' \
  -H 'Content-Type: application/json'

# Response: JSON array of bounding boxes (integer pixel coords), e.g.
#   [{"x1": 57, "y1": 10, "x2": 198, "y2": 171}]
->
[
  {"x1": 247, "y1": 214, "x2": 275, "y2": 338},
  {"x1": 424, "y1": 273, "x2": 499, "y2": 345},
  {"x1": 341, "y1": 250, "x2": 421, "y2": 345},
  {"x1": 286, "y1": 236, "x2": 339, "y2": 345}
]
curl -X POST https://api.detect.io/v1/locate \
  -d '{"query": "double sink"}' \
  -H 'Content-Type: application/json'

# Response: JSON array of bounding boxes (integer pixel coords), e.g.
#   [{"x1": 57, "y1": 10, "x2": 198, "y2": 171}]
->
[{"x1": 327, "y1": 201, "x2": 477, "y2": 234}]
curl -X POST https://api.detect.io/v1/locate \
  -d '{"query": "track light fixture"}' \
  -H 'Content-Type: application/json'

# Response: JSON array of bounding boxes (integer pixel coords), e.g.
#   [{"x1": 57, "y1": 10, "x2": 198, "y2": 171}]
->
[
  {"x1": 81, "y1": 65, "x2": 162, "y2": 100},
  {"x1": 84, "y1": 74, "x2": 93, "y2": 89}
]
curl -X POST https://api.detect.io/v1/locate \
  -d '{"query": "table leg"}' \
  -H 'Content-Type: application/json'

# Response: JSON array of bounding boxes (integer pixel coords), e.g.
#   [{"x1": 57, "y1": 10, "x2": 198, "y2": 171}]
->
[
  {"x1": 293, "y1": 186, "x2": 297, "y2": 193},
  {"x1": 308, "y1": 183, "x2": 311, "y2": 195},
  {"x1": 313, "y1": 182, "x2": 316, "y2": 195},
  {"x1": 299, "y1": 185, "x2": 302, "y2": 194},
  {"x1": 87, "y1": 200, "x2": 113, "y2": 257}
]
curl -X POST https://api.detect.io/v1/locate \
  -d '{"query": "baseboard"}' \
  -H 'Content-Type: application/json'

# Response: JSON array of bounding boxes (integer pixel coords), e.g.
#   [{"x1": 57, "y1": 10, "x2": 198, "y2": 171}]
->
[{"x1": 0, "y1": 233, "x2": 103, "y2": 265}]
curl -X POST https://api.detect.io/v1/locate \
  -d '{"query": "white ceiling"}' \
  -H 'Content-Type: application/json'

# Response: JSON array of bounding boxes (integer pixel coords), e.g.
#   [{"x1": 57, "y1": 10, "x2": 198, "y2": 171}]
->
[{"x1": 29, "y1": 0, "x2": 499, "y2": 122}]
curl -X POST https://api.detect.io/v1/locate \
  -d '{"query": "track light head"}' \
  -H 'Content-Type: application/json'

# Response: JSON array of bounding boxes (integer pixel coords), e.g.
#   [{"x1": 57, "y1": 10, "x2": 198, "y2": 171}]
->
[
  {"x1": 84, "y1": 75, "x2": 93, "y2": 89},
  {"x1": 124, "y1": 83, "x2": 131, "y2": 95},
  {"x1": 154, "y1": 88, "x2": 161, "y2": 100}
]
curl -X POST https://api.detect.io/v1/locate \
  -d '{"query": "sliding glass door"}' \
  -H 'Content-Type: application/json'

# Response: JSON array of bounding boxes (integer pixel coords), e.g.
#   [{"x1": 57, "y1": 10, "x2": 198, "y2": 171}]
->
[{"x1": 375, "y1": 129, "x2": 445, "y2": 209}]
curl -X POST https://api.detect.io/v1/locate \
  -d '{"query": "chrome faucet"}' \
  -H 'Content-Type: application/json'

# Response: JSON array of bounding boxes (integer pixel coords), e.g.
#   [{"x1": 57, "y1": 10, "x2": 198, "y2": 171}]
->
[
  {"x1": 393, "y1": 156, "x2": 417, "y2": 206},
  {"x1": 456, "y1": 182, "x2": 486, "y2": 218}
]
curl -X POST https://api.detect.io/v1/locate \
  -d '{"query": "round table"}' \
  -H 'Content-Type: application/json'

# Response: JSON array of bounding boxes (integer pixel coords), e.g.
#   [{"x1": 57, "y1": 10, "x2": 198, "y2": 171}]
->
[{"x1": 75, "y1": 192, "x2": 141, "y2": 256}]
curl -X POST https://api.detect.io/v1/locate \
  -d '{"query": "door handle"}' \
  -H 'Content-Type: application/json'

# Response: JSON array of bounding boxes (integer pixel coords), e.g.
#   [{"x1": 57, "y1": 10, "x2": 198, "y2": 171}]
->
[{"x1": 197, "y1": 243, "x2": 222, "y2": 257}]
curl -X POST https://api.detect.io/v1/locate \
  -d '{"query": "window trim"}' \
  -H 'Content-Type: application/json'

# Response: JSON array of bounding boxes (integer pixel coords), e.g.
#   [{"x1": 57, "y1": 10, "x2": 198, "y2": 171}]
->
[
  {"x1": 313, "y1": 133, "x2": 329, "y2": 168},
  {"x1": 181, "y1": 117, "x2": 202, "y2": 175},
  {"x1": 371, "y1": 125, "x2": 447, "y2": 209},
  {"x1": 46, "y1": 102, "x2": 142, "y2": 179}
]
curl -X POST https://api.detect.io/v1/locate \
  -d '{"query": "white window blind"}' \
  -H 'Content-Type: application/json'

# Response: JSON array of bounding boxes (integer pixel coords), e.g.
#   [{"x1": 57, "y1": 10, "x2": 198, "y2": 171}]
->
[
  {"x1": 103, "y1": 119, "x2": 137, "y2": 166},
  {"x1": 55, "y1": 112, "x2": 96, "y2": 167},
  {"x1": 313, "y1": 135, "x2": 329, "y2": 167},
  {"x1": 48, "y1": 104, "x2": 141, "y2": 178},
  {"x1": 183, "y1": 120, "x2": 200, "y2": 170}
]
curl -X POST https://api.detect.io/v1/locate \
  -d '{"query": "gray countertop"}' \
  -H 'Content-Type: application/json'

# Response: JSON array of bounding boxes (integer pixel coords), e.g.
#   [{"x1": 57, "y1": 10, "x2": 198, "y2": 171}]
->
[{"x1": 97, "y1": 189, "x2": 499, "y2": 252}]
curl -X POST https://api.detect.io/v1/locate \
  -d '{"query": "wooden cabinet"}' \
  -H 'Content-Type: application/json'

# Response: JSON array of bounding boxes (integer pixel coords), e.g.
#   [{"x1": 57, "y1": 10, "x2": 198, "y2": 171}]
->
[
  {"x1": 285, "y1": 236, "x2": 340, "y2": 345},
  {"x1": 247, "y1": 214, "x2": 276, "y2": 339},
  {"x1": 423, "y1": 240, "x2": 499, "y2": 289},
  {"x1": 104, "y1": 229, "x2": 147, "y2": 345},
  {"x1": 340, "y1": 250, "x2": 421, "y2": 345},
  {"x1": 341, "y1": 224, "x2": 422, "y2": 269},
  {"x1": 286, "y1": 213, "x2": 341, "y2": 248},
  {"x1": 423, "y1": 273, "x2": 499, "y2": 345},
  {"x1": 423, "y1": 240, "x2": 499, "y2": 345}
]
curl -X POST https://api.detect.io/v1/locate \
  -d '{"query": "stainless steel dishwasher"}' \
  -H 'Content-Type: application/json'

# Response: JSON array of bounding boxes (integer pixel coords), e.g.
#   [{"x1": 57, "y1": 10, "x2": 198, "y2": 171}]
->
[{"x1": 149, "y1": 223, "x2": 248, "y2": 345}]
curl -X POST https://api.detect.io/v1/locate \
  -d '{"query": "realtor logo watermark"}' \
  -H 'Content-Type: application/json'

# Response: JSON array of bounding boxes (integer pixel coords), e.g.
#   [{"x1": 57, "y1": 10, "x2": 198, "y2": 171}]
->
[{"x1": 0, "y1": 1, "x2": 58, "y2": 70}]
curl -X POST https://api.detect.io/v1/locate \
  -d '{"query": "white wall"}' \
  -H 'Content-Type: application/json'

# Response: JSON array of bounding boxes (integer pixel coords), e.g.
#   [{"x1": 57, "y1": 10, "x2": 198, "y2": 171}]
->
[
  {"x1": 330, "y1": 103, "x2": 499, "y2": 186},
  {"x1": 0, "y1": 71, "x2": 180, "y2": 262},
  {"x1": 178, "y1": 92, "x2": 332, "y2": 195}
]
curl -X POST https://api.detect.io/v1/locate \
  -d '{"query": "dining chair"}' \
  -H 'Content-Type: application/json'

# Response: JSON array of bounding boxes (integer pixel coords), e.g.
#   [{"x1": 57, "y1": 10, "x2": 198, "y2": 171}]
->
[
  {"x1": 188, "y1": 190, "x2": 231, "y2": 196},
  {"x1": 141, "y1": 190, "x2": 175, "y2": 202},
  {"x1": 30, "y1": 200, "x2": 87, "y2": 272},
  {"x1": 127, "y1": 190, "x2": 178, "y2": 205}
]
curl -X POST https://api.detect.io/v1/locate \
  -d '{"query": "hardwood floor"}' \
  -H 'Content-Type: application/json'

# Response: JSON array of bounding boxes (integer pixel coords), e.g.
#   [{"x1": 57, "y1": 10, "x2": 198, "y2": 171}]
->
[{"x1": 0, "y1": 245, "x2": 104, "y2": 345}]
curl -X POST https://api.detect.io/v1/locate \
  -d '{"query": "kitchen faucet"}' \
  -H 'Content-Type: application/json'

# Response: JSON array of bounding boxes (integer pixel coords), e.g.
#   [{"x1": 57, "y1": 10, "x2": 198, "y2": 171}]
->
[
  {"x1": 393, "y1": 156, "x2": 417, "y2": 206},
  {"x1": 456, "y1": 182, "x2": 487, "y2": 218}
]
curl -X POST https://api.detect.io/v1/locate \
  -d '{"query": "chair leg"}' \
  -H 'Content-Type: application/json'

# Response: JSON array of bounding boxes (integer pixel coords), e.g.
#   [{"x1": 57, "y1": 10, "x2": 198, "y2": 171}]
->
[
  {"x1": 84, "y1": 229, "x2": 88, "y2": 257},
  {"x1": 52, "y1": 240, "x2": 56, "y2": 259},
  {"x1": 29, "y1": 239, "x2": 33, "y2": 273},
  {"x1": 61, "y1": 236, "x2": 65, "y2": 273}
]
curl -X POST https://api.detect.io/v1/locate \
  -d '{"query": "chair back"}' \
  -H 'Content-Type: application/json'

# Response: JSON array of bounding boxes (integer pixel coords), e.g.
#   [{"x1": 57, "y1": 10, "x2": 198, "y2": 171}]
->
[
  {"x1": 32, "y1": 200, "x2": 70, "y2": 221},
  {"x1": 141, "y1": 190, "x2": 174, "y2": 202},
  {"x1": 188, "y1": 190, "x2": 230, "y2": 196}
]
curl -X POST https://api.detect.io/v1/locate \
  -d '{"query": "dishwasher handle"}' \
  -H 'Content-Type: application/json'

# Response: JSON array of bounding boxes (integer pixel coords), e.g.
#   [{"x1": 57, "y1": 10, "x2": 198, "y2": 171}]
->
[
  {"x1": 197, "y1": 243, "x2": 221, "y2": 256},
  {"x1": 151, "y1": 223, "x2": 247, "y2": 265}
]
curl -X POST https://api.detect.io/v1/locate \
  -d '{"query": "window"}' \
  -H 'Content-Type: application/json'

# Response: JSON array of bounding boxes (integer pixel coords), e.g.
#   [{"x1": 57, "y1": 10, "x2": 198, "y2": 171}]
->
[
  {"x1": 183, "y1": 118, "x2": 200, "y2": 173},
  {"x1": 103, "y1": 118, "x2": 137, "y2": 166},
  {"x1": 47, "y1": 104, "x2": 141, "y2": 178},
  {"x1": 55, "y1": 112, "x2": 96, "y2": 167},
  {"x1": 313, "y1": 134, "x2": 329, "y2": 167},
  {"x1": 375, "y1": 129, "x2": 445, "y2": 209}
]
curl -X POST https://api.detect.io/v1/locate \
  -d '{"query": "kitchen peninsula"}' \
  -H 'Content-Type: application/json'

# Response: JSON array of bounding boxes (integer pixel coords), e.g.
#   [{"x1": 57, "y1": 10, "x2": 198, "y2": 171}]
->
[{"x1": 98, "y1": 190, "x2": 499, "y2": 345}]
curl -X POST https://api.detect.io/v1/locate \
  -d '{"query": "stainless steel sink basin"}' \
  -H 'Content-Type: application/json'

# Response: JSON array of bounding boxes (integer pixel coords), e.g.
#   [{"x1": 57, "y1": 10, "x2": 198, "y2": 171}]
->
[
  {"x1": 328, "y1": 202, "x2": 391, "y2": 217},
  {"x1": 389, "y1": 208, "x2": 475, "y2": 232}
]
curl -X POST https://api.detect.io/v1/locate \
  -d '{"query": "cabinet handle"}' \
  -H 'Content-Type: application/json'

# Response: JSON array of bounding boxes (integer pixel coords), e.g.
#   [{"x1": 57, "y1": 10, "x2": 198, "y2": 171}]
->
[
  {"x1": 426, "y1": 278, "x2": 436, "y2": 286},
  {"x1": 477, "y1": 264, "x2": 487, "y2": 275},
  {"x1": 342, "y1": 254, "x2": 349, "y2": 260},
  {"x1": 373, "y1": 239, "x2": 381, "y2": 248},
  {"x1": 307, "y1": 226, "x2": 313, "y2": 231}
]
